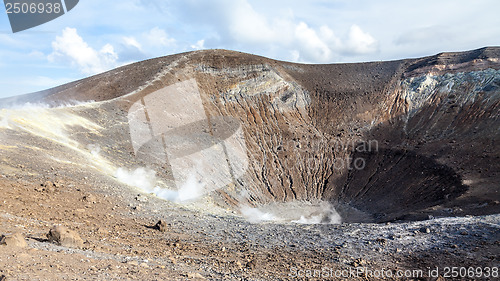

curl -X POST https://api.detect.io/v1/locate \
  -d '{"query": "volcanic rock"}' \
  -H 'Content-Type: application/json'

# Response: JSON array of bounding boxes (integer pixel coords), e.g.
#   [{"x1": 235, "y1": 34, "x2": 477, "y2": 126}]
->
[
  {"x1": 47, "y1": 225, "x2": 84, "y2": 248},
  {"x1": 36, "y1": 181, "x2": 56, "y2": 193},
  {"x1": 0, "y1": 233, "x2": 27, "y2": 248},
  {"x1": 155, "y1": 220, "x2": 168, "y2": 232}
]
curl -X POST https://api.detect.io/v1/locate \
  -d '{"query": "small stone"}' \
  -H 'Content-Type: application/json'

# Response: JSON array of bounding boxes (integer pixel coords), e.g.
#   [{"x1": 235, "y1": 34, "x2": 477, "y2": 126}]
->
[
  {"x1": 81, "y1": 194, "x2": 97, "y2": 204},
  {"x1": 53, "y1": 180, "x2": 65, "y2": 188},
  {"x1": 187, "y1": 272, "x2": 205, "y2": 279},
  {"x1": 47, "y1": 225, "x2": 84, "y2": 249},
  {"x1": 41, "y1": 181, "x2": 56, "y2": 193},
  {"x1": 135, "y1": 194, "x2": 148, "y2": 202},
  {"x1": 96, "y1": 228, "x2": 108, "y2": 235},
  {"x1": 246, "y1": 259, "x2": 257, "y2": 269},
  {"x1": 127, "y1": 260, "x2": 139, "y2": 266},
  {"x1": 420, "y1": 227, "x2": 431, "y2": 233},
  {"x1": 169, "y1": 256, "x2": 177, "y2": 264},
  {"x1": 0, "y1": 233, "x2": 27, "y2": 248},
  {"x1": 352, "y1": 258, "x2": 365, "y2": 267},
  {"x1": 155, "y1": 220, "x2": 168, "y2": 232},
  {"x1": 139, "y1": 263, "x2": 149, "y2": 268}
]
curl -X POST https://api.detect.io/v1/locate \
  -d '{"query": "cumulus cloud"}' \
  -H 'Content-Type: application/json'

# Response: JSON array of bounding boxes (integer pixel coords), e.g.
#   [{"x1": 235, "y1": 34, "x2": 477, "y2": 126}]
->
[
  {"x1": 48, "y1": 27, "x2": 119, "y2": 75},
  {"x1": 116, "y1": 27, "x2": 179, "y2": 62},
  {"x1": 119, "y1": 36, "x2": 147, "y2": 62},
  {"x1": 293, "y1": 22, "x2": 335, "y2": 62},
  {"x1": 45, "y1": 3, "x2": 379, "y2": 73},
  {"x1": 344, "y1": 25, "x2": 378, "y2": 55},
  {"x1": 224, "y1": 0, "x2": 276, "y2": 44},
  {"x1": 191, "y1": 39, "x2": 205, "y2": 50},
  {"x1": 145, "y1": 27, "x2": 176, "y2": 47},
  {"x1": 175, "y1": 0, "x2": 378, "y2": 63}
]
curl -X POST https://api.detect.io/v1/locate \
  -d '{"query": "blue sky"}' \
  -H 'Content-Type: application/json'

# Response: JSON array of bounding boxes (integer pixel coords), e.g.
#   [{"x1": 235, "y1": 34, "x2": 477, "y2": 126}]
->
[{"x1": 1, "y1": 0, "x2": 499, "y2": 98}]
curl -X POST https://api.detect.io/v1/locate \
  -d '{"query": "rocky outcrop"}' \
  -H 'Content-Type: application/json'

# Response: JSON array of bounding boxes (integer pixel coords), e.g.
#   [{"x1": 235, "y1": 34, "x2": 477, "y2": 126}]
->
[
  {"x1": 0, "y1": 232, "x2": 28, "y2": 248},
  {"x1": 1, "y1": 47, "x2": 499, "y2": 223},
  {"x1": 47, "y1": 225, "x2": 84, "y2": 248}
]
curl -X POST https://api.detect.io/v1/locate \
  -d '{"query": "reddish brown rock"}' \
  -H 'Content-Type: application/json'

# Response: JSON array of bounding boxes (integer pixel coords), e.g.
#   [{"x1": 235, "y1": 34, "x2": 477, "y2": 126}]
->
[
  {"x1": 0, "y1": 232, "x2": 27, "y2": 248},
  {"x1": 47, "y1": 225, "x2": 84, "y2": 249}
]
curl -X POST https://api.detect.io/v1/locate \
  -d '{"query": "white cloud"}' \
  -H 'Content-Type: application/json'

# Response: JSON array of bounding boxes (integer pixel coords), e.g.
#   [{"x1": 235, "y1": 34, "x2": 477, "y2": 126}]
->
[
  {"x1": 145, "y1": 27, "x2": 176, "y2": 47},
  {"x1": 226, "y1": 0, "x2": 275, "y2": 44},
  {"x1": 294, "y1": 22, "x2": 333, "y2": 62},
  {"x1": 123, "y1": 36, "x2": 143, "y2": 51},
  {"x1": 3, "y1": 0, "x2": 498, "y2": 99},
  {"x1": 176, "y1": 0, "x2": 378, "y2": 63},
  {"x1": 48, "y1": 27, "x2": 119, "y2": 75},
  {"x1": 344, "y1": 25, "x2": 379, "y2": 55},
  {"x1": 191, "y1": 39, "x2": 205, "y2": 50}
]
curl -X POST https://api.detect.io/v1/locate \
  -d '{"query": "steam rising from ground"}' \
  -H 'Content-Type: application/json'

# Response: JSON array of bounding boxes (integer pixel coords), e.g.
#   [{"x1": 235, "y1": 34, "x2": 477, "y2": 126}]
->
[
  {"x1": 115, "y1": 167, "x2": 157, "y2": 191},
  {"x1": 0, "y1": 116, "x2": 7, "y2": 128},
  {"x1": 240, "y1": 206, "x2": 280, "y2": 223},
  {"x1": 0, "y1": 101, "x2": 96, "y2": 110},
  {"x1": 114, "y1": 167, "x2": 206, "y2": 203},
  {"x1": 0, "y1": 101, "x2": 116, "y2": 175},
  {"x1": 240, "y1": 201, "x2": 342, "y2": 224},
  {"x1": 2, "y1": 102, "x2": 343, "y2": 225},
  {"x1": 114, "y1": 167, "x2": 342, "y2": 224}
]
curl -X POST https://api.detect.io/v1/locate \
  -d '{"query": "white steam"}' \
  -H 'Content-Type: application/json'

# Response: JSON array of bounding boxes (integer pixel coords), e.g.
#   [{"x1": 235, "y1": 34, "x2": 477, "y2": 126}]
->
[
  {"x1": 175, "y1": 173, "x2": 206, "y2": 201},
  {"x1": 239, "y1": 201, "x2": 342, "y2": 224},
  {"x1": 113, "y1": 167, "x2": 342, "y2": 224},
  {"x1": 150, "y1": 173, "x2": 206, "y2": 202},
  {"x1": 87, "y1": 144, "x2": 101, "y2": 157},
  {"x1": 0, "y1": 116, "x2": 7, "y2": 128},
  {"x1": 240, "y1": 205, "x2": 280, "y2": 223},
  {"x1": 291, "y1": 202, "x2": 342, "y2": 224},
  {"x1": 2, "y1": 101, "x2": 96, "y2": 110},
  {"x1": 114, "y1": 167, "x2": 206, "y2": 203},
  {"x1": 115, "y1": 167, "x2": 157, "y2": 191}
]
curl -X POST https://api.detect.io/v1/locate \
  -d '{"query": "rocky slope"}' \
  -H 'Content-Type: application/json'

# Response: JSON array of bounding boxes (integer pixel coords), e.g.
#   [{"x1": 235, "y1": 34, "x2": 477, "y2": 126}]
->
[
  {"x1": 0, "y1": 47, "x2": 499, "y2": 280},
  {"x1": 2, "y1": 47, "x2": 498, "y2": 223}
]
